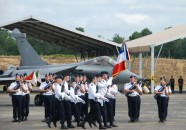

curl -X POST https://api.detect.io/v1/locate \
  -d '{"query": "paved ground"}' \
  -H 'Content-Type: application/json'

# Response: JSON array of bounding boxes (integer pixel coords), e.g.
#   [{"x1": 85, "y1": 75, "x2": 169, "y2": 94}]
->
[{"x1": 0, "y1": 93, "x2": 186, "y2": 130}]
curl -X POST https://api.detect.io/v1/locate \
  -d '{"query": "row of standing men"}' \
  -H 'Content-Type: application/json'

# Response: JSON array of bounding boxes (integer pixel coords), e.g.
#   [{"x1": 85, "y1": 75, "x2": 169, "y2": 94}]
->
[
  {"x1": 8, "y1": 73, "x2": 32, "y2": 122},
  {"x1": 38, "y1": 72, "x2": 120, "y2": 129}
]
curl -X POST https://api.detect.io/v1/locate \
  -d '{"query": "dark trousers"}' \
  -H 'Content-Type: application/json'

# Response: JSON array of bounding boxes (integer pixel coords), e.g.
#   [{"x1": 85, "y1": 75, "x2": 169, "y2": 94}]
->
[
  {"x1": 25, "y1": 94, "x2": 30, "y2": 117},
  {"x1": 113, "y1": 99, "x2": 116, "y2": 120},
  {"x1": 170, "y1": 84, "x2": 174, "y2": 93},
  {"x1": 71, "y1": 102, "x2": 80, "y2": 123},
  {"x1": 43, "y1": 95, "x2": 53, "y2": 119},
  {"x1": 87, "y1": 99, "x2": 102, "y2": 124},
  {"x1": 84, "y1": 93, "x2": 89, "y2": 115},
  {"x1": 79, "y1": 95, "x2": 85, "y2": 118},
  {"x1": 99, "y1": 101, "x2": 107, "y2": 126},
  {"x1": 136, "y1": 96, "x2": 141, "y2": 119},
  {"x1": 165, "y1": 96, "x2": 169, "y2": 119},
  {"x1": 64, "y1": 100, "x2": 72, "y2": 127},
  {"x1": 105, "y1": 98, "x2": 114, "y2": 125},
  {"x1": 21, "y1": 95, "x2": 26, "y2": 119},
  {"x1": 179, "y1": 84, "x2": 183, "y2": 93},
  {"x1": 157, "y1": 96, "x2": 167, "y2": 121},
  {"x1": 12, "y1": 95, "x2": 22, "y2": 119},
  {"x1": 127, "y1": 96, "x2": 138, "y2": 119},
  {"x1": 54, "y1": 98, "x2": 65, "y2": 124}
]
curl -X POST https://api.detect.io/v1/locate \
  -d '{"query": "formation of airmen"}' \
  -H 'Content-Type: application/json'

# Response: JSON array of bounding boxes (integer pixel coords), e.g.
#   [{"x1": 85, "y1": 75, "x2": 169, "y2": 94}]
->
[
  {"x1": 39, "y1": 71, "x2": 119, "y2": 129},
  {"x1": 7, "y1": 71, "x2": 172, "y2": 129}
]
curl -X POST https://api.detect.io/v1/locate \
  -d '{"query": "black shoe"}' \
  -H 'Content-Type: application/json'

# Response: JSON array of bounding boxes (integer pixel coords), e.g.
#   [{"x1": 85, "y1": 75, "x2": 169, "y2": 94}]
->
[
  {"x1": 42, "y1": 118, "x2": 46, "y2": 122},
  {"x1": 18, "y1": 119, "x2": 21, "y2": 122},
  {"x1": 77, "y1": 122, "x2": 81, "y2": 127},
  {"x1": 61, "y1": 124, "x2": 68, "y2": 129},
  {"x1": 12, "y1": 118, "x2": 17, "y2": 122},
  {"x1": 105, "y1": 125, "x2": 111, "y2": 128},
  {"x1": 53, "y1": 120, "x2": 57, "y2": 127},
  {"x1": 21, "y1": 118, "x2": 24, "y2": 121},
  {"x1": 111, "y1": 123, "x2": 118, "y2": 127},
  {"x1": 46, "y1": 119, "x2": 51, "y2": 128},
  {"x1": 93, "y1": 121, "x2": 97, "y2": 127},
  {"x1": 24, "y1": 117, "x2": 27, "y2": 121},
  {"x1": 128, "y1": 118, "x2": 134, "y2": 123},
  {"x1": 88, "y1": 120, "x2": 92, "y2": 128},
  {"x1": 99, "y1": 124, "x2": 106, "y2": 129},
  {"x1": 80, "y1": 122, "x2": 86, "y2": 129},
  {"x1": 68, "y1": 124, "x2": 75, "y2": 128}
]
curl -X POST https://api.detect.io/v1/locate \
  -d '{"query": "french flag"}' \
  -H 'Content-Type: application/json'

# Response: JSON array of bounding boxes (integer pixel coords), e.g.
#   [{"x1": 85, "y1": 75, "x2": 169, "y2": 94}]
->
[{"x1": 112, "y1": 43, "x2": 130, "y2": 78}]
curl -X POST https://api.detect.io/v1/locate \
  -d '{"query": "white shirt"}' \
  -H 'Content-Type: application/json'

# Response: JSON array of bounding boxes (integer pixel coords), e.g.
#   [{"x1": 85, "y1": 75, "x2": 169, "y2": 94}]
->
[
  {"x1": 54, "y1": 83, "x2": 65, "y2": 100},
  {"x1": 76, "y1": 82, "x2": 85, "y2": 96},
  {"x1": 23, "y1": 82, "x2": 32, "y2": 95},
  {"x1": 8, "y1": 81, "x2": 22, "y2": 95},
  {"x1": 88, "y1": 83, "x2": 99, "y2": 100},
  {"x1": 39, "y1": 81, "x2": 53, "y2": 95},
  {"x1": 63, "y1": 81, "x2": 70, "y2": 95},
  {"x1": 124, "y1": 82, "x2": 142, "y2": 97},
  {"x1": 154, "y1": 84, "x2": 166, "y2": 97},
  {"x1": 98, "y1": 79, "x2": 108, "y2": 96}
]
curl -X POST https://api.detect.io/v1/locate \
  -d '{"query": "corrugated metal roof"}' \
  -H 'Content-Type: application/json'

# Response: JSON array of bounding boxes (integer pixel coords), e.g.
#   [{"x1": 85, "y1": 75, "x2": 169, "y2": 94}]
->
[
  {"x1": 1, "y1": 16, "x2": 186, "y2": 54},
  {"x1": 0, "y1": 16, "x2": 120, "y2": 56},
  {"x1": 126, "y1": 24, "x2": 186, "y2": 53}
]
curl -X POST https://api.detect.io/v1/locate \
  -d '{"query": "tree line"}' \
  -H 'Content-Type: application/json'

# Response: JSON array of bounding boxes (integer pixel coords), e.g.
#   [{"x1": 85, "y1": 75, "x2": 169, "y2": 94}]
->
[{"x1": 0, "y1": 27, "x2": 186, "y2": 59}]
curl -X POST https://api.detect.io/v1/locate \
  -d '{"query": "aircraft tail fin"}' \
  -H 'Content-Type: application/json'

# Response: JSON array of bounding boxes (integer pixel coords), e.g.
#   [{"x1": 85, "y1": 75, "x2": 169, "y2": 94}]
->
[{"x1": 12, "y1": 28, "x2": 48, "y2": 66}]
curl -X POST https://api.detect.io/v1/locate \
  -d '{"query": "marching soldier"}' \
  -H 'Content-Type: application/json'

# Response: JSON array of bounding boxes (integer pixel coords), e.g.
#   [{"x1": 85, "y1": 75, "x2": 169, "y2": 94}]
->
[
  {"x1": 53, "y1": 76, "x2": 69, "y2": 129},
  {"x1": 8, "y1": 74, "x2": 23, "y2": 122},
  {"x1": 154, "y1": 77, "x2": 168, "y2": 123},
  {"x1": 124, "y1": 75, "x2": 142, "y2": 122},
  {"x1": 83, "y1": 74, "x2": 89, "y2": 116},
  {"x1": 39, "y1": 74, "x2": 54, "y2": 127},
  {"x1": 23, "y1": 73, "x2": 32, "y2": 121},
  {"x1": 81, "y1": 75, "x2": 108, "y2": 129},
  {"x1": 63, "y1": 74, "x2": 75, "y2": 128},
  {"x1": 70, "y1": 80, "x2": 81, "y2": 127},
  {"x1": 97, "y1": 71, "x2": 111, "y2": 128}
]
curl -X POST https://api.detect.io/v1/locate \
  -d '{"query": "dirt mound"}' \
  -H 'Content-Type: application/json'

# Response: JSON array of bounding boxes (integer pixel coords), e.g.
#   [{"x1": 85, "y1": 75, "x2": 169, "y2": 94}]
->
[{"x1": 131, "y1": 58, "x2": 186, "y2": 85}]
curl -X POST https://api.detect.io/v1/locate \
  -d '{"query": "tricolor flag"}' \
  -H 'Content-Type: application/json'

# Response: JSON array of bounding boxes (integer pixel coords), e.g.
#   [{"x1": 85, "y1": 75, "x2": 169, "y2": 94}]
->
[
  {"x1": 112, "y1": 43, "x2": 130, "y2": 78},
  {"x1": 35, "y1": 71, "x2": 41, "y2": 83},
  {"x1": 24, "y1": 71, "x2": 37, "y2": 86}
]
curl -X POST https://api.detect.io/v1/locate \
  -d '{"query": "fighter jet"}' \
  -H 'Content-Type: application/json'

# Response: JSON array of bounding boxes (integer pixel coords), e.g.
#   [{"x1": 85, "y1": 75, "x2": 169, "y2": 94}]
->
[{"x1": 0, "y1": 28, "x2": 140, "y2": 105}]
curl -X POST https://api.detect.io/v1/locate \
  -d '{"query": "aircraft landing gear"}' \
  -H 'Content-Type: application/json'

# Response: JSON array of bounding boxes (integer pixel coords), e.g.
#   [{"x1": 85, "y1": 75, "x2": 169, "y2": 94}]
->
[{"x1": 34, "y1": 94, "x2": 43, "y2": 106}]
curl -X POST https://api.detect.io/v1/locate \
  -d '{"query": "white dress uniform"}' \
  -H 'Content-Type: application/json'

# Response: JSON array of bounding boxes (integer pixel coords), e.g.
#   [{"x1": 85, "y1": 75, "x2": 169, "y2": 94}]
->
[
  {"x1": 9, "y1": 81, "x2": 23, "y2": 121},
  {"x1": 154, "y1": 84, "x2": 167, "y2": 122},
  {"x1": 24, "y1": 82, "x2": 32, "y2": 119},
  {"x1": 124, "y1": 82, "x2": 142, "y2": 122},
  {"x1": 39, "y1": 81, "x2": 53, "y2": 120}
]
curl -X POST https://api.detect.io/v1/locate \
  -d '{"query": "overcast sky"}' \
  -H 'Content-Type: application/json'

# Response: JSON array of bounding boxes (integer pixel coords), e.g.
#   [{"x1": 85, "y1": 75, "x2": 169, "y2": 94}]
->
[{"x1": 0, "y1": 0, "x2": 186, "y2": 40}]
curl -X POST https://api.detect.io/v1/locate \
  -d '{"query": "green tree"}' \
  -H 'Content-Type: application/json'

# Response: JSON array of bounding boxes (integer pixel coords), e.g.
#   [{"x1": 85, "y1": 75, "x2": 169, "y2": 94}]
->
[
  {"x1": 129, "y1": 31, "x2": 142, "y2": 40},
  {"x1": 141, "y1": 28, "x2": 152, "y2": 36},
  {"x1": 112, "y1": 33, "x2": 124, "y2": 44}
]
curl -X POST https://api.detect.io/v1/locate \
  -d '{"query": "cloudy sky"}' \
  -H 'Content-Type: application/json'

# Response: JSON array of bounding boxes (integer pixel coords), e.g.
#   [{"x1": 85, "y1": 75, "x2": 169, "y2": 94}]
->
[{"x1": 0, "y1": 0, "x2": 186, "y2": 40}]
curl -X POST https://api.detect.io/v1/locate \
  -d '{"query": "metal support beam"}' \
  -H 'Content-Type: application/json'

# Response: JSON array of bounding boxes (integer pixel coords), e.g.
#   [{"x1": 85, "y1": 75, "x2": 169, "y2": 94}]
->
[
  {"x1": 155, "y1": 43, "x2": 164, "y2": 69},
  {"x1": 150, "y1": 44, "x2": 155, "y2": 94},
  {"x1": 128, "y1": 60, "x2": 131, "y2": 70},
  {"x1": 139, "y1": 53, "x2": 142, "y2": 78}
]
